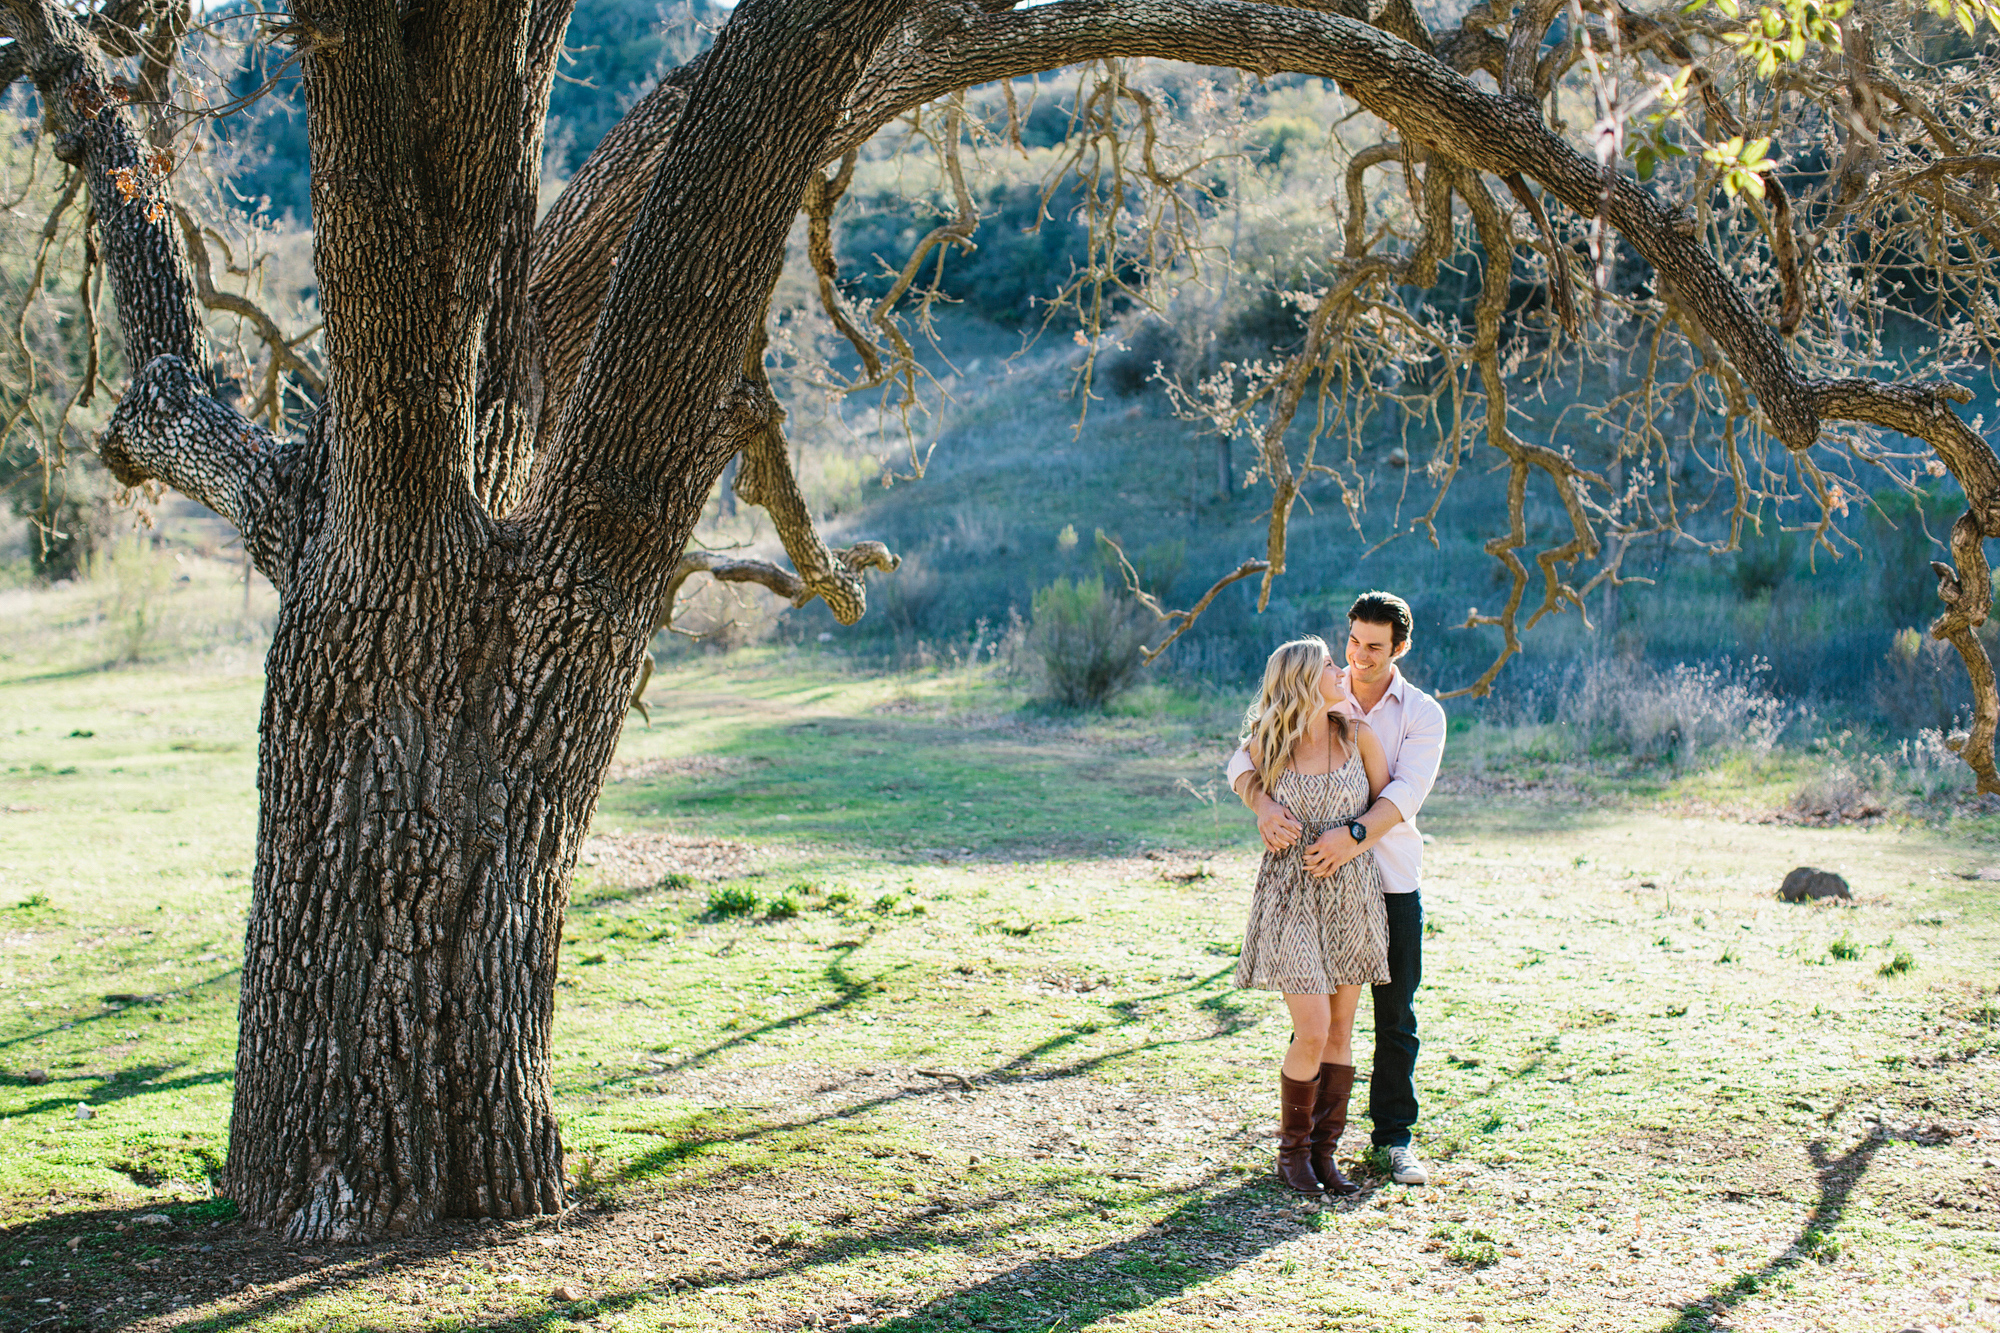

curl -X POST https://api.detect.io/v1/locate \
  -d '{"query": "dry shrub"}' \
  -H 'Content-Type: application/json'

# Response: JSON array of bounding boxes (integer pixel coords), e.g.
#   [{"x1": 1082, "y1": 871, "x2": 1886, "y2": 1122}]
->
[
  {"x1": 1787, "y1": 763, "x2": 1887, "y2": 825},
  {"x1": 1028, "y1": 575, "x2": 1149, "y2": 709},
  {"x1": 1562, "y1": 658, "x2": 1802, "y2": 764}
]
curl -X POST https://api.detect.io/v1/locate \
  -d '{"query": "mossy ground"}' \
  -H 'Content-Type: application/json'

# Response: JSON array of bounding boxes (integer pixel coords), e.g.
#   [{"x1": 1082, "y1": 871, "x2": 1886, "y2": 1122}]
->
[{"x1": 1, "y1": 585, "x2": 1997, "y2": 1332}]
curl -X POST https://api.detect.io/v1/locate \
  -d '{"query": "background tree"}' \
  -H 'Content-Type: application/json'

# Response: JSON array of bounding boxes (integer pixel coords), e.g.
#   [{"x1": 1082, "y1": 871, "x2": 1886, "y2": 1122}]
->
[{"x1": 0, "y1": 0, "x2": 1994, "y2": 1241}]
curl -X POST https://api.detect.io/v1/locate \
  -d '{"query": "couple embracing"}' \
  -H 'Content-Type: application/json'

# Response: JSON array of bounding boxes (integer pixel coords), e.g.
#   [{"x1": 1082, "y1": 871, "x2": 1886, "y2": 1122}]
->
[{"x1": 1226, "y1": 591, "x2": 1445, "y2": 1196}]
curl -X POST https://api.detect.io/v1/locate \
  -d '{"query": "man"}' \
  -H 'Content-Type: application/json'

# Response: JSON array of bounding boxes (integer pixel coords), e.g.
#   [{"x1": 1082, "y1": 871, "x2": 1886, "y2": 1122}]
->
[{"x1": 1226, "y1": 591, "x2": 1446, "y2": 1185}]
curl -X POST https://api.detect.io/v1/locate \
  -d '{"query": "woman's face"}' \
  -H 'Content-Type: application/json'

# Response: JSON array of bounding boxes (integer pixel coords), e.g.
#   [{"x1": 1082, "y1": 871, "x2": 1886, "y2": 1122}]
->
[{"x1": 1317, "y1": 655, "x2": 1347, "y2": 707}]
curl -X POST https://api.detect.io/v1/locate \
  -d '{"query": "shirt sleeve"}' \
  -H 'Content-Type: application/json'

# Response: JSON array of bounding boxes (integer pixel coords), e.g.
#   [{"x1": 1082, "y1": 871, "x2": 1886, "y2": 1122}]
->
[
  {"x1": 1224, "y1": 745, "x2": 1255, "y2": 790},
  {"x1": 1378, "y1": 695, "x2": 1445, "y2": 822}
]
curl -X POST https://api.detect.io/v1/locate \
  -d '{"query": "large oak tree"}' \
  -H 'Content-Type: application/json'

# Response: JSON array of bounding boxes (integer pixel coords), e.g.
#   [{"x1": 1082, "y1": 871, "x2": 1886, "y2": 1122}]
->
[{"x1": 2, "y1": 0, "x2": 1994, "y2": 1239}]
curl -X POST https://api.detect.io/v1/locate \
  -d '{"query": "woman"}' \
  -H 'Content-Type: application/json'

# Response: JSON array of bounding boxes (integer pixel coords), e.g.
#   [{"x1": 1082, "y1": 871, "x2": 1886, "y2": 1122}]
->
[{"x1": 1235, "y1": 636, "x2": 1390, "y2": 1195}]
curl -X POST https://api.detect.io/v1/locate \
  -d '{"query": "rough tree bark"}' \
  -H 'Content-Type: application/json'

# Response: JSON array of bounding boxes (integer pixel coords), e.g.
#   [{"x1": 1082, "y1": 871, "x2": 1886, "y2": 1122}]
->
[{"x1": 5, "y1": 0, "x2": 1996, "y2": 1242}]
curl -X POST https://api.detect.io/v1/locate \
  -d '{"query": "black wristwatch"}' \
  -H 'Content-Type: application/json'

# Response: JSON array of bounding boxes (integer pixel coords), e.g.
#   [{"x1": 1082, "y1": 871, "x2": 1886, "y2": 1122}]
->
[{"x1": 1347, "y1": 821, "x2": 1368, "y2": 845}]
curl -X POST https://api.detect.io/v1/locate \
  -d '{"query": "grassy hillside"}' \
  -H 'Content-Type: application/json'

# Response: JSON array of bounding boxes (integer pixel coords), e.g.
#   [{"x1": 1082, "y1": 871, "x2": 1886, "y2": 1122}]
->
[{"x1": 675, "y1": 309, "x2": 1985, "y2": 749}]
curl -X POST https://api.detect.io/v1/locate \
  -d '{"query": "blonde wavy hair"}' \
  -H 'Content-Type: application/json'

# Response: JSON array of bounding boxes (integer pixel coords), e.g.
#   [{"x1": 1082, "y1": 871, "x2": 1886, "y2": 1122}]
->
[{"x1": 1240, "y1": 637, "x2": 1352, "y2": 790}]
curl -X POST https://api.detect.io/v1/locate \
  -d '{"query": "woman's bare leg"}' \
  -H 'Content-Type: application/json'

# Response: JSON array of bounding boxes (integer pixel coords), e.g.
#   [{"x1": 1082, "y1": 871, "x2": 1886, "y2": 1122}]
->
[
  {"x1": 1318, "y1": 984, "x2": 1362, "y2": 1066},
  {"x1": 1282, "y1": 993, "x2": 1334, "y2": 1081},
  {"x1": 1308, "y1": 985, "x2": 1365, "y2": 1196}
]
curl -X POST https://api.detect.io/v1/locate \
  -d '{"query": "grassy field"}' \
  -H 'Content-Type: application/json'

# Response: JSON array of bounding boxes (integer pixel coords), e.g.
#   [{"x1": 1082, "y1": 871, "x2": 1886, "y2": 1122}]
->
[{"x1": 1, "y1": 571, "x2": 1998, "y2": 1333}]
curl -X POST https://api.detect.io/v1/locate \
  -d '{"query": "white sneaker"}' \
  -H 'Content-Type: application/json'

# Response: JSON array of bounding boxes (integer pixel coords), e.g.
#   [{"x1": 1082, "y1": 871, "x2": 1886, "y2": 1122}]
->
[{"x1": 1387, "y1": 1144, "x2": 1431, "y2": 1185}]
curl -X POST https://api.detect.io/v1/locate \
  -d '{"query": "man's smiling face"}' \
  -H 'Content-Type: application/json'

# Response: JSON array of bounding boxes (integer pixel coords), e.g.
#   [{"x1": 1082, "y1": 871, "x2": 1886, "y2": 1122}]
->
[{"x1": 1345, "y1": 617, "x2": 1403, "y2": 686}]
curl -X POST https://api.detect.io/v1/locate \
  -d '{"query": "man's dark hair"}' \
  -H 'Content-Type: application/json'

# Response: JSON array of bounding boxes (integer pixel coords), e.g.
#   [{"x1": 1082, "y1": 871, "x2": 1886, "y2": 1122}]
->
[{"x1": 1348, "y1": 590, "x2": 1413, "y2": 648}]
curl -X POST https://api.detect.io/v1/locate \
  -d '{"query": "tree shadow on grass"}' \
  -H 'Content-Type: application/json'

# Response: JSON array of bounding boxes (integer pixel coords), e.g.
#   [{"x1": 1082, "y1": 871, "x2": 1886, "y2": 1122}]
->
[
  {"x1": 544, "y1": 1171, "x2": 1322, "y2": 1333},
  {"x1": 588, "y1": 944, "x2": 1251, "y2": 1134},
  {"x1": 0, "y1": 969, "x2": 241, "y2": 1055},
  {"x1": 1654, "y1": 1109, "x2": 1883, "y2": 1333},
  {"x1": 579, "y1": 939, "x2": 911, "y2": 1098},
  {"x1": 842, "y1": 1175, "x2": 1314, "y2": 1332},
  {"x1": 4, "y1": 1043, "x2": 1301, "y2": 1333},
  {"x1": 595, "y1": 957, "x2": 1260, "y2": 1203},
  {"x1": 589, "y1": 946, "x2": 1248, "y2": 1108},
  {"x1": 0, "y1": 1065, "x2": 231, "y2": 1122},
  {"x1": 126, "y1": 1160, "x2": 1319, "y2": 1333},
  {"x1": 0, "y1": 956, "x2": 1264, "y2": 1330}
]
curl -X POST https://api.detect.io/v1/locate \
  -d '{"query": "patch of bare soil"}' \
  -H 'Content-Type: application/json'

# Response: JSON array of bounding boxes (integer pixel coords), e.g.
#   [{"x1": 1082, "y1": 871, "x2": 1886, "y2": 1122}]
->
[
  {"x1": 605, "y1": 753, "x2": 744, "y2": 784},
  {"x1": 578, "y1": 831, "x2": 756, "y2": 886},
  {"x1": 1756, "y1": 804, "x2": 1889, "y2": 829},
  {"x1": 1432, "y1": 771, "x2": 1595, "y2": 802},
  {"x1": 658, "y1": 1061, "x2": 1280, "y2": 1182},
  {"x1": 1140, "y1": 849, "x2": 1218, "y2": 884}
]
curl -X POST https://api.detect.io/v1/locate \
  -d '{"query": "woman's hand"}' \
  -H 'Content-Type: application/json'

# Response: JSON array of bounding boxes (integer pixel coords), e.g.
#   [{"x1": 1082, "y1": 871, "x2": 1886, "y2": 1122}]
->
[
  {"x1": 1303, "y1": 829, "x2": 1363, "y2": 878},
  {"x1": 1253, "y1": 792, "x2": 1302, "y2": 852}
]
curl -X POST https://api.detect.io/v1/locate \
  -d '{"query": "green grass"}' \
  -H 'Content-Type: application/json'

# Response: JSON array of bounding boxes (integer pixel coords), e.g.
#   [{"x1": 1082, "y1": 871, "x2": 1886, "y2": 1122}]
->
[{"x1": 3, "y1": 593, "x2": 2000, "y2": 1332}]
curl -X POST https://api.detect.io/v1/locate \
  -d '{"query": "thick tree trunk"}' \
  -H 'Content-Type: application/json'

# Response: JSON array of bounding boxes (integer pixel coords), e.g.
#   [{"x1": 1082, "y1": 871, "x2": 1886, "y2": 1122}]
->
[
  {"x1": 225, "y1": 530, "x2": 648, "y2": 1238},
  {"x1": 10, "y1": 0, "x2": 909, "y2": 1240}
]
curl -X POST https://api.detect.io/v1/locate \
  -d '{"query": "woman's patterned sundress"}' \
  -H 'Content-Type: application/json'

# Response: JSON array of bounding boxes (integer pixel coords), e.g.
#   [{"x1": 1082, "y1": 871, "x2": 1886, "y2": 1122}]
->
[{"x1": 1235, "y1": 739, "x2": 1390, "y2": 992}]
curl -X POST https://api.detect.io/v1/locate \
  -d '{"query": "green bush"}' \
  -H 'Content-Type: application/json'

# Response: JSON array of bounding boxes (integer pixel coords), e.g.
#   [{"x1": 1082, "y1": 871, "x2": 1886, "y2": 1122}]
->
[
  {"x1": 1828, "y1": 932, "x2": 1861, "y2": 961},
  {"x1": 766, "y1": 893, "x2": 801, "y2": 921},
  {"x1": 1028, "y1": 574, "x2": 1150, "y2": 709},
  {"x1": 824, "y1": 889, "x2": 855, "y2": 908},
  {"x1": 1878, "y1": 949, "x2": 1915, "y2": 977},
  {"x1": 705, "y1": 885, "x2": 759, "y2": 918}
]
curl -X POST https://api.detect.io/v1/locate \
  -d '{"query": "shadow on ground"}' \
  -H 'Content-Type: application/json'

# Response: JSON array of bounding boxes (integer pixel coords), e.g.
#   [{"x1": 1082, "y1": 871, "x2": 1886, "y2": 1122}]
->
[
  {"x1": 1655, "y1": 1103, "x2": 1878, "y2": 1333},
  {"x1": 0, "y1": 965, "x2": 1278, "y2": 1333}
]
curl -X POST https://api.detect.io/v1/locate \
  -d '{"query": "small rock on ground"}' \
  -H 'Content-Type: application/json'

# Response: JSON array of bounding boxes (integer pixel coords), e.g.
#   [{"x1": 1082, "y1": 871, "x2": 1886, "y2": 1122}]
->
[{"x1": 1777, "y1": 866, "x2": 1851, "y2": 902}]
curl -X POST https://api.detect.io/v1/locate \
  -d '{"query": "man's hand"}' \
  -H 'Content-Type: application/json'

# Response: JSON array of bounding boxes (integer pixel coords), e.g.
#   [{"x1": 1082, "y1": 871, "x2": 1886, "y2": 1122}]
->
[
  {"x1": 1253, "y1": 793, "x2": 1302, "y2": 853},
  {"x1": 1303, "y1": 829, "x2": 1363, "y2": 878}
]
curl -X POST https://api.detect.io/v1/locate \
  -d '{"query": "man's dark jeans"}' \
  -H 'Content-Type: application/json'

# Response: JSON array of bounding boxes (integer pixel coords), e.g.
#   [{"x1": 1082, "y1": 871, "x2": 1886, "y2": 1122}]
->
[{"x1": 1369, "y1": 890, "x2": 1423, "y2": 1147}]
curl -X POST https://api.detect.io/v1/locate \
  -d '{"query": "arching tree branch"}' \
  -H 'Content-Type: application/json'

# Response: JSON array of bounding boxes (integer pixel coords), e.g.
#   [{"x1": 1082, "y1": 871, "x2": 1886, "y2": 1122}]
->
[{"x1": 732, "y1": 314, "x2": 904, "y2": 625}]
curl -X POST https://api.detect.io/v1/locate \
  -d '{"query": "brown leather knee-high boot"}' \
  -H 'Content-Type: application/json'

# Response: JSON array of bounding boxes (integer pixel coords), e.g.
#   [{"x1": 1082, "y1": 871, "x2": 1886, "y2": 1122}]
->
[
  {"x1": 1277, "y1": 1072, "x2": 1324, "y2": 1194},
  {"x1": 1310, "y1": 1062, "x2": 1358, "y2": 1196}
]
